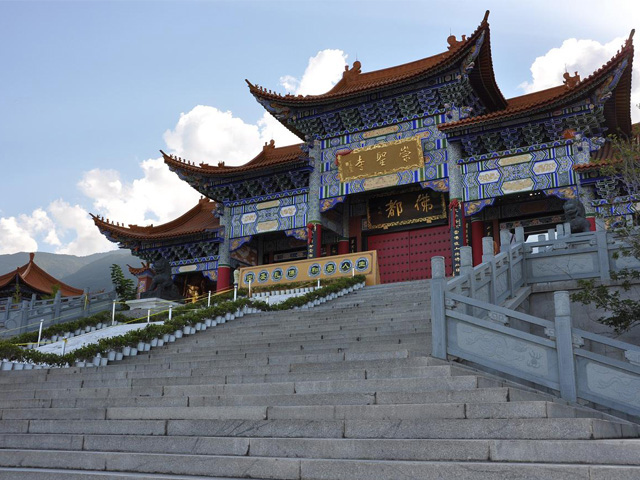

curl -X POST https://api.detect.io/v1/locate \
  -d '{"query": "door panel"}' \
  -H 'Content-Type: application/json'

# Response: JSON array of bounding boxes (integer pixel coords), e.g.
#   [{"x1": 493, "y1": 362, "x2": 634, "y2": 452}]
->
[{"x1": 367, "y1": 225, "x2": 451, "y2": 283}]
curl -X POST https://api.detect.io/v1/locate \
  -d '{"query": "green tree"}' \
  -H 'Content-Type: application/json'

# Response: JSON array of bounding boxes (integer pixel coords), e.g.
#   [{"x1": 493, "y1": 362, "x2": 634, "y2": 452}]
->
[
  {"x1": 572, "y1": 116, "x2": 640, "y2": 334},
  {"x1": 110, "y1": 264, "x2": 136, "y2": 302}
]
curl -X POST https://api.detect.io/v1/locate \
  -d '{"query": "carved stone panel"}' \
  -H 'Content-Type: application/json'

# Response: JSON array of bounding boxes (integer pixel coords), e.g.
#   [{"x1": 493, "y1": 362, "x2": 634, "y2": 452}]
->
[
  {"x1": 582, "y1": 360, "x2": 640, "y2": 410},
  {"x1": 453, "y1": 321, "x2": 556, "y2": 380}
]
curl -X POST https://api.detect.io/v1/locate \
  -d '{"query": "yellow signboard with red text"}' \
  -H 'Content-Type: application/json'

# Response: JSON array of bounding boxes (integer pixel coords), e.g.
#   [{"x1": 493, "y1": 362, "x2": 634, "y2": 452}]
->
[{"x1": 238, "y1": 251, "x2": 380, "y2": 288}]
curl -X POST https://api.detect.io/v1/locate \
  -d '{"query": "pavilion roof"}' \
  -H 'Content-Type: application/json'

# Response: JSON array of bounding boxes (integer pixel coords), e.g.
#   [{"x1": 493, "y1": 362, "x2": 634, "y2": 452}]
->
[
  {"x1": 440, "y1": 31, "x2": 635, "y2": 134},
  {"x1": 246, "y1": 10, "x2": 505, "y2": 110},
  {"x1": 162, "y1": 141, "x2": 306, "y2": 177},
  {"x1": 91, "y1": 197, "x2": 222, "y2": 241},
  {"x1": 0, "y1": 253, "x2": 84, "y2": 297},
  {"x1": 573, "y1": 122, "x2": 640, "y2": 172}
]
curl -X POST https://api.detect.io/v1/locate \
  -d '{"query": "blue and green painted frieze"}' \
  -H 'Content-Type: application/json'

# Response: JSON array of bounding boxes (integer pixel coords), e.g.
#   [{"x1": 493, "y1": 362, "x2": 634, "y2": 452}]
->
[
  {"x1": 461, "y1": 141, "x2": 577, "y2": 202},
  {"x1": 229, "y1": 194, "x2": 308, "y2": 238}
]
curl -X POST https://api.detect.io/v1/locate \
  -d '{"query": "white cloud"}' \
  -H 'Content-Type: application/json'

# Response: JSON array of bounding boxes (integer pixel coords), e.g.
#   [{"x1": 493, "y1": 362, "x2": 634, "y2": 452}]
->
[
  {"x1": 48, "y1": 200, "x2": 115, "y2": 256},
  {"x1": 1, "y1": 48, "x2": 350, "y2": 256},
  {"x1": 279, "y1": 49, "x2": 348, "y2": 96},
  {"x1": 78, "y1": 157, "x2": 200, "y2": 227},
  {"x1": 0, "y1": 217, "x2": 39, "y2": 254},
  {"x1": 519, "y1": 37, "x2": 639, "y2": 122}
]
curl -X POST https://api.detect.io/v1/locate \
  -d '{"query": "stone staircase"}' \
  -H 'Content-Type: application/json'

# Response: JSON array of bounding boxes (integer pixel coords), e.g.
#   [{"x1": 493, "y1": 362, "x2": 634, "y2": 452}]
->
[{"x1": 0, "y1": 280, "x2": 638, "y2": 479}]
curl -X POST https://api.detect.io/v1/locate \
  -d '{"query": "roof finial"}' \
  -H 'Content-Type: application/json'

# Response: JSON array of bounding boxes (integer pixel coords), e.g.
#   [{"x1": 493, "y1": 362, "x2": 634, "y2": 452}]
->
[
  {"x1": 29, "y1": 252, "x2": 35, "y2": 263},
  {"x1": 483, "y1": 10, "x2": 490, "y2": 24}
]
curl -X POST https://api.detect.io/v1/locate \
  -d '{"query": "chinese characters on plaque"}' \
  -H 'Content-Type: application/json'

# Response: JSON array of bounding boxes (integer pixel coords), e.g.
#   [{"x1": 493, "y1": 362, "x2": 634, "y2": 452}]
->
[
  {"x1": 337, "y1": 136, "x2": 424, "y2": 183},
  {"x1": 367, "y1": 189, "x2": 447, "y2": 230}
]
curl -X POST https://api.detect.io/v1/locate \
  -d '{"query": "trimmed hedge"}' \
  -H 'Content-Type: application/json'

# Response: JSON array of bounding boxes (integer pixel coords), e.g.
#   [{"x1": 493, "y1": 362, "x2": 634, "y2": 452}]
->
[{"x1": 0, "y1": 275, "x2": 366, "y2": 368}]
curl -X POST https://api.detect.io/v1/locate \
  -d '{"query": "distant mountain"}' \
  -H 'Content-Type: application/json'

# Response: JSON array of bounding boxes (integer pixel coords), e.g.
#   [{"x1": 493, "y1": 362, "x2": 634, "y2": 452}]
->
[
  {"x1": 0, "y1": 250, "x2": 139, "y2": 293},
  {"x1": 61, "y1": 250, "x2": 140, "y2": 292}
]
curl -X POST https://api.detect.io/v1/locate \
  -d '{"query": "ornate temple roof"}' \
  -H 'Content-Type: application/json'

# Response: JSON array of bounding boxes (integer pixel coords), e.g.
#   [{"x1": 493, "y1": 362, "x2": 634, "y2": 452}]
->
[
  {"x1": 246, "y1": 11, "x2": 505, "y2": 110},
  {"x1": 0, "y1": 253, "x2": 84, "y2": 297},
  {"x1": 573, "y1": 122, "x2": 640, "y2": 172},
  {"x1": 440, "y1": 30, "x2": 635, "y2": 134},
  {"x1": 91, "y1": 197, "x2": 222, "y2": 241},
  {"x1": 161, "y1": 141, "x2": 306, "y2": 178}
]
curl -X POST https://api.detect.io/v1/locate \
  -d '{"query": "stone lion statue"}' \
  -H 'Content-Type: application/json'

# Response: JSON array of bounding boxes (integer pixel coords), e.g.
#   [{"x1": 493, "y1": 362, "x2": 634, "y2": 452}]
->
[
  {"x1": 563, "y1": 199, "x2": 591, "y2": 233},
  {"x1": 141, "y1": 258, "x2": 181, "y2": 300}
]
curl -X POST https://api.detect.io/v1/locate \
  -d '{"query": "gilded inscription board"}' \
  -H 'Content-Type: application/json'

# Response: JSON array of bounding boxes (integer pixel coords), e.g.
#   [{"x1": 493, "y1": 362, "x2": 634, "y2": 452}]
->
[
  {"x1": 367, "y1": 189, "x2": 447, "y2": 230},
  {"x1": 337, "y1": 136, "x2": 424, "y2": 183}
]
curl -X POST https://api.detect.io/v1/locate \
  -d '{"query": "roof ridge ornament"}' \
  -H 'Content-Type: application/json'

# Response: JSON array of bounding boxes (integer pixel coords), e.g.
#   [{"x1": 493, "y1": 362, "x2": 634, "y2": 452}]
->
[
  {"x1": 447, "y1": 34, "x2": 467, "y2": 50},
  {"x1": 341, "y1": 60, "x2": 362, "y2": 85},
  {"x1": 563, "y1": 70, "x2": 581, "y2": 89}
]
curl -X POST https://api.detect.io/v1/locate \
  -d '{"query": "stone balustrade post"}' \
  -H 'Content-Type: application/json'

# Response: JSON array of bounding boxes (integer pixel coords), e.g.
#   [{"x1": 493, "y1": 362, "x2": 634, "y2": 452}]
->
[
  {"x1": 2, "y1": 297, "x2": 11, "y2": 323},
  {"x1": 53, "y1": 290, "x2": 62, "y2": 321},
  {"x1": 20, "y1": 300, "x2": 29, "y2": 335},
  {"x1": 595, "y1": 230, "x2": 611, "y2": 281},
  {"x1": 556, "y1": 223, "x2": 565, "y2": 238},
  {"x1": 459, "y1": 246, "x2": 473, "y2": 315},
  {"x1": 515, "y1": 226, "x2": 525, "y2": 244},
  {"x1": 554, "y1": 291, "x2": 578, "y2": 403},
  {"x1": 430, "y1": 256, "x2": 447, "y2": 360},
  {"x1": 499, "y1": 229, "x2": 511, "y2": 253},
  {"x1": 482, "y1": 237, "x2": 496, "y2": 303}
]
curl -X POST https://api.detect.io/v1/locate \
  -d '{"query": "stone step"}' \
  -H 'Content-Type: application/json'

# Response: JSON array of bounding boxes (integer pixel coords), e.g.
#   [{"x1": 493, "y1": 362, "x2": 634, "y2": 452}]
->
[
  {"x1": 1, "y1": 435, "x2": 639, "y2": 466},
  {"x1": 0, "y1": 387, "x2": 521, "y2": 409},
  {"x1": 2, "y1": 417, "x2": 633, "y2": 439},
  {"x1": 0, "y1": 468, "x2": 259, "y2": 480},
  {"x1": 1, "y1": 450, "x2": 639, "y2": 480},
  {"x1": 0, "y1": 401, "x2": 598, "y2": 422}
]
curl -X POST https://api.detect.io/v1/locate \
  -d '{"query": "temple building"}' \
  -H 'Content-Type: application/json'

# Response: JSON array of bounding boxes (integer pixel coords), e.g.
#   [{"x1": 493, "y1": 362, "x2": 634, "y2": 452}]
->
[
  {"x1": 94, "y1": 11, "x2": 637, "y2": 293},
  {"x1": 0, "y1": 253, "x2": 84, "y2": 300}
]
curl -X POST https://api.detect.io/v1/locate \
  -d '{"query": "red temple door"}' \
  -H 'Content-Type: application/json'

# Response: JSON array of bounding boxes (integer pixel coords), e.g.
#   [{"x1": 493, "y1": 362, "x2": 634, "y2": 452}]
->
[{"x1": 367, "y1": 225, "x2": 451, "y2": 283}]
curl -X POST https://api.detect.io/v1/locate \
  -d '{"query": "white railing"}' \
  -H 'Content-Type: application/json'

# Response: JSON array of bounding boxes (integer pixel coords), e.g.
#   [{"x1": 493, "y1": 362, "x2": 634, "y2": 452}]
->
[{"x1": 430, "y1": 227, "x2": 640, "y2": 419}]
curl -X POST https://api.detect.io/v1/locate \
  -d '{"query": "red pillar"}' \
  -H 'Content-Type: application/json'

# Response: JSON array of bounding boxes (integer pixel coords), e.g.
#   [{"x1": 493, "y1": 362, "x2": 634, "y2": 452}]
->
[
  {"x1": 470, "y1": 219, "x2": 485, "y2": 266},
  {"x1": 587, "y1": 217, "x2": 596, "y2": 231},
  {"x1": 314, "y1": 224, "x2": 323, "y2": 258},
  {"x1": 337, "y1": 239, "x2": 349, "y2": 255},
  {"x1": 217, "y1": 266, "x2": 231, "y2": 292}
]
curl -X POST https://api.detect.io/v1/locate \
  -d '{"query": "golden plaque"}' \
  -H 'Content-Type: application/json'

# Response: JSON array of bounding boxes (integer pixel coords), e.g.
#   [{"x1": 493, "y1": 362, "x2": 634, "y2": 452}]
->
[{"x1": 337, "y1": 136, "x2": 424, "y2": 183}]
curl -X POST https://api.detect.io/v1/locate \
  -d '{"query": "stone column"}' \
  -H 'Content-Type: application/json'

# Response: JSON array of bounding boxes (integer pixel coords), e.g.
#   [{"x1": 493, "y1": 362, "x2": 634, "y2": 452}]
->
[
  {"x1": 217, "y1": 204, "x2": 232, "y2": 292},
  {"x1": 447, "y1": 141, "x2": 464, "y2": 275},
  {"x1": 307, "y1": 139, "x2": 323, "y2": 258}
]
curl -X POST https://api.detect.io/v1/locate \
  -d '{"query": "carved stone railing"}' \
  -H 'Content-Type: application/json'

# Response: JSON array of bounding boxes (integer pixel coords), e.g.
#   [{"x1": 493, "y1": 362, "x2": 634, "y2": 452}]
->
[
  {"x1": 430, "y1": 228, "x2": 640, "y2": 418},
  {"x1": 0, "y1": 291, "x2": 116, "y2": 338}
]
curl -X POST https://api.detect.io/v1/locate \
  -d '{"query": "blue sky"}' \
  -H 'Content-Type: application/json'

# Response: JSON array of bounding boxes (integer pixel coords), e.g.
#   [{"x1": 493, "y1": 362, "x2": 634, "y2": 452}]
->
[{"x1": 1, "y1": 0, "x2": 638, "y2": 255}]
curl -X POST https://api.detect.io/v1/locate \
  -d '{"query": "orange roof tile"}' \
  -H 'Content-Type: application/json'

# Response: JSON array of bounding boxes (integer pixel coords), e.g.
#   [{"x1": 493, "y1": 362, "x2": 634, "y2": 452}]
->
[
  {"x1": 440, "y1": 31, "x2": 635, "y2": 132},
  {"x1": 91, "y1": 198, "x2": 222, "y2": 241},
  {"x1": 247, "y1": 11, "x2": 497, "y2": 106},
  {"x1": 0, "y1": 253, "x2": 84, "y2": 297},
  {"x1": 162, "y1": 141, "x2": 306, "y2": 177}
]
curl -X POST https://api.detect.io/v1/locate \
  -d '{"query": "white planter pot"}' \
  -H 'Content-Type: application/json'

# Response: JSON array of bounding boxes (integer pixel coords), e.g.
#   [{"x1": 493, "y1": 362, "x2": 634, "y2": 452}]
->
[
  {"x1": 205, "y1": 319, "x2": 212, "y2": 327},
  {"x1": 182, "y1": 327, "x2": 190, "y2": 335},
  {"x1": 1, "y1": 362, "x2": 12, "y2": 371},
  {"x1": 68, "y1": 332, "x2": 74, "y2": 338},
  {"x1": 75, "y1": 361, "x2": 86, "y2": 368},
  {"x1": 130, "y1": 348, "x2": 138, "y2": 356},
  {"x1": 137, "y1": 342, "x2": 145, "y2": 351},
  {"x1": 225, "y1": 313, "x2": 231, "y2": 320},
  {"x1": 51, "y1": 335, "x2": 58, "y2": 342},
  {"x1": 96, "y1": 323, "x2": 103, "y2": 329},
  {"x1": 75, "y1": 329, "x2": 82, "y2": 336},
  {"x1": 122, "y1": 346, "x2": 131, "y2": 356},
  {"x1": 150, "y1": 338, "x2": 158, "y2": 347},
  {"x1": 92, "y1": 356, "x2": 101, "y2": 367},
  {"x1": 23, "y1": 363, "x2": 33, "y2": 370},
  {"x1": 228, "y1": 314, "x2": 235, "y2": 321},
  {"x1": 13, "y1": 363, "x2": 24, "y2": 371},
  {"x1": 162, "y1": 334, "x2": 170, "y2": 342},
  {"x1": 107, "y1": 351, "x2": 116, "y2": 361},
  {"x1": 157, "y1": 339, "x2": 164, "y2": 347},
  {"x1": 168, "y1": 335, "x2": 176, "y2": 342},
  {"x1": 90, "y1": 327, "x2": 96, "y2": 332},
  {"x1": 175, "y1": 330, "x2": 183, "y2": 339},
  {"x1": 100, "y1": 358, "x2": 108, "y2": 367},
  {"x1": 115, "y1": 352, "x2": 124, "y2": 361},
  {"x1": 195, "y1": 323, "x2": 202, "y2": 331},
  {"x1": 85, "y1": 326, "x2": 92, "y2": 333},
  {"x1": 143, "y1": 343, "x2": 151, "y2": 351}
]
